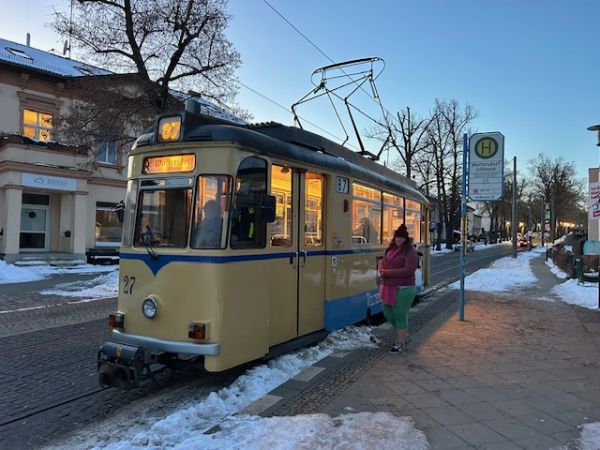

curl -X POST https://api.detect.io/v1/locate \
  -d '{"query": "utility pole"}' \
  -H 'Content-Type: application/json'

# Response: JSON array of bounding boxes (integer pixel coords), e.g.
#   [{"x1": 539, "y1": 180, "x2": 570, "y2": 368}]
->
[{"x1": 512, "y1": 156, "x2": 517, "y2": 258}]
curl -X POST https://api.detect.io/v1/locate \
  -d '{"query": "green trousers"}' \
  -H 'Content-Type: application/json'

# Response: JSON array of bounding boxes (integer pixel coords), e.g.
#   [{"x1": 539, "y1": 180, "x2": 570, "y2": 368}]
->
[{"x1": 382, "y1": 286, "x2": 416, "y2": 330}]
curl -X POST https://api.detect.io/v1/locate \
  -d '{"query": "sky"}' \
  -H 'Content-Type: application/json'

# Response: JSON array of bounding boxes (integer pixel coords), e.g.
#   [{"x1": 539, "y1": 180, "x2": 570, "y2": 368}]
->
[{"x1": 1, "y1": 0, "x2": 599, "y2": 182}]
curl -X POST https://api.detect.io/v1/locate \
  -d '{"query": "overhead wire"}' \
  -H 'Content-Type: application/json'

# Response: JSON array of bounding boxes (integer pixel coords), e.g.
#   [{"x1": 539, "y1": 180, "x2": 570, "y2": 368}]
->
[{"x1": 260, "y1": 0, "x2": 396, "y2": 156}]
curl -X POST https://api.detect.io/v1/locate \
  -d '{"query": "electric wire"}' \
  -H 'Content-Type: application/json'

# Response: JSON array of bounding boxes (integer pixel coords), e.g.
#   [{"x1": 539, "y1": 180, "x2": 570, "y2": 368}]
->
[{"x1": 260, "y1": 0, "x2": 396, "y2": 156}]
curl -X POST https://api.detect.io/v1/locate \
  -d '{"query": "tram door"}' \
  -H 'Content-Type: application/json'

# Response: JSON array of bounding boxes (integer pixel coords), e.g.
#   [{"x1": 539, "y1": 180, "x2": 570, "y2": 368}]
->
[
  {"x1": 297, "y1": 171, "x2": 325, "y2": 335},
  {"x1": 269, "y1": 167, "x2": 325, "y2": 344}
]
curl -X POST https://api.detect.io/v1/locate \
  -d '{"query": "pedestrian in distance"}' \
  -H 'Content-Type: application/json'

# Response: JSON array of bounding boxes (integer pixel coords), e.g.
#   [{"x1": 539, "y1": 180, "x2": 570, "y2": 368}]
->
[{"x1": 378, "y1": 224, "x2": 418, "y2": 353}]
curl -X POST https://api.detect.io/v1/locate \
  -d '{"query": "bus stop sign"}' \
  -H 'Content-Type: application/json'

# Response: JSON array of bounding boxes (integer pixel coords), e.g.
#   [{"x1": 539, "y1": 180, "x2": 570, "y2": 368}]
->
[{"x1": 468, "y1": 132, "x2": 505, "y2": 201}]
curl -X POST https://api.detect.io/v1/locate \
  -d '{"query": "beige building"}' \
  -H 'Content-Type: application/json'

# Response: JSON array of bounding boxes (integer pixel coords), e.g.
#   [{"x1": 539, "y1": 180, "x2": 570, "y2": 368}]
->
[{"x1": 0, "y1": 37, "x2": 126, "y2": 263}]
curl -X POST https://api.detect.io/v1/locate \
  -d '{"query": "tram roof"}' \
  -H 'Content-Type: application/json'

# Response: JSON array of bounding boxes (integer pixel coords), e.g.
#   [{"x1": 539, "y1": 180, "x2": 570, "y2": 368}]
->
[{"x1": 135, "y1": 113, "x2": 428, "y2": 205}]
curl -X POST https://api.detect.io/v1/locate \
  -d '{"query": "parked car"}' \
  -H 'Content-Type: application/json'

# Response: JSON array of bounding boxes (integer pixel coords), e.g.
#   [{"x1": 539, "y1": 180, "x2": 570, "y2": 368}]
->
[{"x1": 454, "y1": 240, "x2": 475, "y2": 252}]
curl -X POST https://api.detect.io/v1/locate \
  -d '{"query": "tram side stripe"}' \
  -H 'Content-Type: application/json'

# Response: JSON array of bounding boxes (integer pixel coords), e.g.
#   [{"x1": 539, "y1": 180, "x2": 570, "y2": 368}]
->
[{"x1": 120, "y1": 248, "x2": 383, "y2": 276}]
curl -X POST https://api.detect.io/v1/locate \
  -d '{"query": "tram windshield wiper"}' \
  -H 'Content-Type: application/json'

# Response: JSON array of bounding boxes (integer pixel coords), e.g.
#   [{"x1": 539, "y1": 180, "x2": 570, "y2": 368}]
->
[{"x1": 143, "y1": 235, "x2": 159, "y2": 261}]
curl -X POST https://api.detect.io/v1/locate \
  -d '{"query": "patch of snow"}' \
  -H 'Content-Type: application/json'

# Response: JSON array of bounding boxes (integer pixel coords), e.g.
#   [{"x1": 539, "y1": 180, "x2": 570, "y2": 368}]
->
[
  {"x1": 577, "y1": 422, "x2": 600, "y2": 450},
  {"x1": 0, "y1": 260, "x2": 44, "y2": 284},
  {"x1": 40, "y1": 271, "x2": 119, "y2": 299},
  {"x1": 0, "y1": 260, "x2": 118, "y2": 285},
  {"x1": 449, "y1": 250, "x2": 539, "y2": 292},
  {"x1": 551, "y1": 279, "x2": 599, "y2": 310},
  {"x1": 545, "y1": 258, "x2": 569, "y2": 279},
  {"x1": 162, "y1": 412, "x2": 429, "y2": 450}
]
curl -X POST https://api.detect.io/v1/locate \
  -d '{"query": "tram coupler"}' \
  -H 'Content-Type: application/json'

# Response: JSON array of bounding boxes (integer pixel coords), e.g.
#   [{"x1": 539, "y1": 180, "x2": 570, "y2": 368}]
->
[{"x1": 97, "y1": 341, "x2": 147, "y2": 389}]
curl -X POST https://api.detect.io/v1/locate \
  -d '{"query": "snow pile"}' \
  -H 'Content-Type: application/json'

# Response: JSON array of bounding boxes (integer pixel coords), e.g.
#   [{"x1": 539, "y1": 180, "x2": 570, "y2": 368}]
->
[
  {"x1": 0, "y1": 261, "x2": 117, "y2": 285},
  {"x1": 0, "y1": 260, "x2": 44, "y2": 284},
  {"x1": 545, "y1": 258, "x2": 569, "y2": 279},
  {"x1": 41, "y1": 270, "x2": 119, "y2": 299},
  {"x1": 164, "y1": 412, "x2": 429, "y2": 450},
  {"x1": 30, "y1": 264, "x2": 117, "y2": 276},
  {"x1": 449, "y1": 250, "x2": 539, "y2": 292},
  {"x1": 578, "y1": 422, "x2": 600, "y2": 450},
  {"x1": 551, "y1": 279, "x2": 599, "y2": 310}
]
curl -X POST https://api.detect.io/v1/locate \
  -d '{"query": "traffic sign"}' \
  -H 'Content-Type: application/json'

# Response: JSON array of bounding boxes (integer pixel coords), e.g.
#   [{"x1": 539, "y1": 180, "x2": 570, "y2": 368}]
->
[{"x1": 468, "y1": 132, "x2": 505, "y2": 201}]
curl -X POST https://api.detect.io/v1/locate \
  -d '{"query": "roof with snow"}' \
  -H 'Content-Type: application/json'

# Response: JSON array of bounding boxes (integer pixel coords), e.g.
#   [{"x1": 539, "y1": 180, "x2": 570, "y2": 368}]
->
[{"x1": 0, "y1": 37, "x2": 111, "y2": 78}]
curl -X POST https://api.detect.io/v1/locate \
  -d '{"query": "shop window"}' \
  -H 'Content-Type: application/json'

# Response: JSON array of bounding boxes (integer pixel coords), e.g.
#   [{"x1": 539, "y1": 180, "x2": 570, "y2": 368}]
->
[
  {"x1": 382, "y1": 193, "x2": 404, "y2": 244},
  {"x1": 231, "y1": 157, "x2": 267, "y2": 249},
  {"x1": 352, "y1": 182, "x2": 381, "y2": 245},
  {"x1": 97, "y1": 140, "x2": 118, "y2": 165},
  {"x1": 270, "y1": 165, "x2": 293, "y2": 247},
  {"x1": 95, "y1": 202, "x2": 123, "y2": 246},
  {"x1": 190, "y1": 176, "x2": 231, "y2": 249},
  {"x1": 23, "y1": 108, "x2": 53, "y2": 142},
  {"x1": 405, "y1": 198, "x2": 422, "y2": 243}
]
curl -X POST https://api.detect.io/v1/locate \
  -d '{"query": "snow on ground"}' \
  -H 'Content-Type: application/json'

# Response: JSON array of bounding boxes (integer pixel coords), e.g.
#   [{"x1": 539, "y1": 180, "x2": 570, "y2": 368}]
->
[
  {"x1": 157, "y1": 412, "x2": 429, "y2": 450},
  {"x1": 49, "y1": 326, "x2": 423, "y2": 450},
  {"x1": 551, "y1": 279, "x2": 599, "y2": 310},
  {"x1": 40, "y1": 270, "x2": 119, "y2": 299},
  {"x1": 545, "y1": 258, "x2": 569, "y2": 279},
  {"x1": 0, "y1": 260, "x2": 44, "y2": 284},
  {"x1": 0, "y1": 260, "x2": 117, "y2": 285},
  {"x1": 579, "y1": 422, "x2": 600, "y2": 450},
  {"x1": 430, "y1": 240, "x2": 506, "y2": 256},
  {"x1": 448, "y1": 247, "x2": 543, "y2": 292}
]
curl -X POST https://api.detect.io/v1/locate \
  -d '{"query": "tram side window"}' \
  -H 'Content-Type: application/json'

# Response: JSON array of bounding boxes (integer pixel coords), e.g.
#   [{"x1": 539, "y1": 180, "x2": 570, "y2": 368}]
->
[
  {"x1": 352, "y1": 183, "x2": 382, "y2": 245},
  {"x1": 270, "y1": 165, "x2": 293, "y2": 247},
  {"x1": 405, "y1": 199, "x2": 422, "y2": 243},
  {"x1": 382, "y1": 193, "x2": 404, "y2": 244},
  {"x1": 231, "y1": 157, "x2": 268, "y2": 249},
  {"x1": 191, "y1": 176, "x2": 232, "y2": 249}
]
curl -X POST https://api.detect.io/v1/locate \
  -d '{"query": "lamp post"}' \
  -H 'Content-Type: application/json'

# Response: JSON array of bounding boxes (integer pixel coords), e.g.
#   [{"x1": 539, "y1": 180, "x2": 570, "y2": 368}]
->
[{"x1": 586, "y1": 124, "x2": 600, "y2": 309}]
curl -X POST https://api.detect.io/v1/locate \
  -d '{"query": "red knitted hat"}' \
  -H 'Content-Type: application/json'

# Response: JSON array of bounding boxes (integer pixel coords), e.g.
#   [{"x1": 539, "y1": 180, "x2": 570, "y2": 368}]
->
[{"x1": 395, "y1": 224, "x2": 409, "y2": 239}]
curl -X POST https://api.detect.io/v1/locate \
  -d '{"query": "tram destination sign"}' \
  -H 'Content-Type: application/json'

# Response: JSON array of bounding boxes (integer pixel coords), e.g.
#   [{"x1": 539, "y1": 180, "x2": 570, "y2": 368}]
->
[{"x1": 468, "y1": 132, "x2": 505, "y2": 201}]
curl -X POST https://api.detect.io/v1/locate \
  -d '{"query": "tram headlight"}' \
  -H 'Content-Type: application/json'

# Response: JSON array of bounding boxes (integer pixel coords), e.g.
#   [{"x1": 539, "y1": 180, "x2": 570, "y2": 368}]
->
[{"x1": 142, "y1": 297, "x2": 159, "y2": 319}]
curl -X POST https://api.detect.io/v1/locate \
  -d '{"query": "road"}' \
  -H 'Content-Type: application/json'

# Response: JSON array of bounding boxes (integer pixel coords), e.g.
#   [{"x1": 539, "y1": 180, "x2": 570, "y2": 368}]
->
[{"x1": 0, "y1": 244, "x2": 521, "y2": 449}]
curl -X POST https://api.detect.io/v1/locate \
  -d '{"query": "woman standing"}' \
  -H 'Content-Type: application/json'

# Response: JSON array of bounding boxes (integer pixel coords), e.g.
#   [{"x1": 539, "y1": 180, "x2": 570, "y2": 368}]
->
[{"x1": 379, "y1": 224, "x2": 418, "y2": 353}]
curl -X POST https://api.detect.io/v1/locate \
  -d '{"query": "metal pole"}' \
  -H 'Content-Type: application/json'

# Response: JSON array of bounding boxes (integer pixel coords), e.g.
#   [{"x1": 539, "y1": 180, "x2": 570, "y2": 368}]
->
[
  {"x1": 512, "y1": 156, "x2": 517, "y2": 258},
  {"x1": 459, "y1": 133, "x2": 468, "y2": 321}
]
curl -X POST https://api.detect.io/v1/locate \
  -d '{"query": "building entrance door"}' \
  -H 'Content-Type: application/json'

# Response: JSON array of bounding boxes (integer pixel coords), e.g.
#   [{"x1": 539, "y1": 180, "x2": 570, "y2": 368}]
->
[{"x1": 20, "y1": 196, "x2": 50, "y2": 251}]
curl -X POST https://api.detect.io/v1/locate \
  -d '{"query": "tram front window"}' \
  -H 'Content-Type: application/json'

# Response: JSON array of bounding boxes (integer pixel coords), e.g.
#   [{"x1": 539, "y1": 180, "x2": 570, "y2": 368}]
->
[{"x1": 134, "y1": 186, "x2": 192, "y2": 248}]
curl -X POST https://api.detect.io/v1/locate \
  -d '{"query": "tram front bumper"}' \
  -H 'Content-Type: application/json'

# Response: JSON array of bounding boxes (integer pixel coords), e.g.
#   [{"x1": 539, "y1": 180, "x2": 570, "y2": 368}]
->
[
  {"x1": 111, "y1": 330, "x2": 221, "y2": 356},
  {"x1": 97, "y1": 332, "x2": 221, "y2": 389}
]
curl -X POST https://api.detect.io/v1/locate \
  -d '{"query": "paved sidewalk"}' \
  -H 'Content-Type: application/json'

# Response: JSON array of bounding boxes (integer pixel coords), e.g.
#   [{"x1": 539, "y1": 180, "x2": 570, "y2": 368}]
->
[{"x1": 259, "y1": 254, "x2": 600, "y2": 449}]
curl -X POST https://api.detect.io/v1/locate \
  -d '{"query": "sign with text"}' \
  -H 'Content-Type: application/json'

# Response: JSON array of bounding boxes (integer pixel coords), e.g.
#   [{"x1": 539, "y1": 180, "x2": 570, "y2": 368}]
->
[
  {"x1": 468, "y1": 132, "x2": 505, "y2": 201},
  {"x1": 22, "y1": 173, "x2": 77, "y2": 192}
]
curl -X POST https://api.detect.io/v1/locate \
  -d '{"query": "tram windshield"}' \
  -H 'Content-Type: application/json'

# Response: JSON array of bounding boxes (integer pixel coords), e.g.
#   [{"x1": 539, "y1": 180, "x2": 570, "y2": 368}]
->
[{"x1": 134, "y1": 178, "x2": 193, "y2": 248}]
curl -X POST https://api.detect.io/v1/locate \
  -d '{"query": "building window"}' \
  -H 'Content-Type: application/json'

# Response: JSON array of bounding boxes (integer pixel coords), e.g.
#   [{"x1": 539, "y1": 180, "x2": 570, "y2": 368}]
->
[
  {"x1": 97, "y1": 141, "x2": 118, "y2": 165},
  {"x1": 95, "y1": 202, "x2": 123, "y2": 247},
  {"x1": 23, "y1": 108, "x2": 53, "y2": 142}
]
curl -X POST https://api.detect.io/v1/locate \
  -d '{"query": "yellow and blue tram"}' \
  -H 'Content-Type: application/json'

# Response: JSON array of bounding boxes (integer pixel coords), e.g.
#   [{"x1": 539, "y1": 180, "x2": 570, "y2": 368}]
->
[{"x1": 98, "y1": 100, "x2": 430, "y2": 388}]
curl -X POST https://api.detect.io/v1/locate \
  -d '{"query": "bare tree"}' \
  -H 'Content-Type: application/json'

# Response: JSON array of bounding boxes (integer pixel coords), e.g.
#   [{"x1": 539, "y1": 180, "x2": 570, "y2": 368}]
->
[
  {"x1": 53, "y1": 0, "x2": 242, "y2": 159},
  {"x1": 425, "y1": 99, "x2": 477, "y2": 249},
  {"x1": 527, "y1": 154, "x2": 585, "y2": 240},
  {"x1": 368, "y1": 107, "x2": 432, "y2": 179}
]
